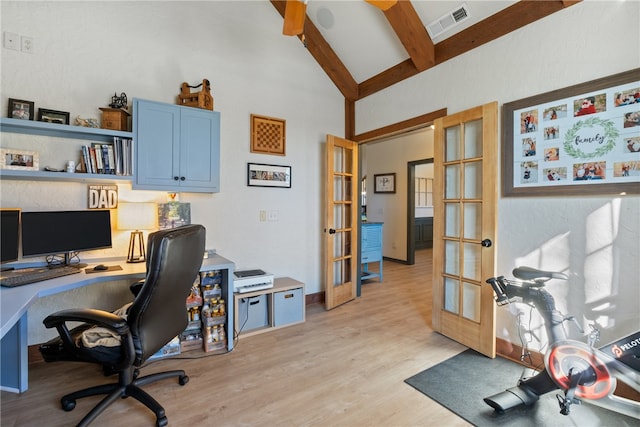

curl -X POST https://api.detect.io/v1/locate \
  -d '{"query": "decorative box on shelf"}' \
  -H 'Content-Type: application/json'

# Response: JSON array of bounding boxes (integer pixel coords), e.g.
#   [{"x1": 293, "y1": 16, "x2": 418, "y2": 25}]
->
[
  {"x1": 99, "y1": 107, "x2": 130, "y2": 131},
  {"x1": 180, "y1": 329, "x2": 203, "y2": 352}
]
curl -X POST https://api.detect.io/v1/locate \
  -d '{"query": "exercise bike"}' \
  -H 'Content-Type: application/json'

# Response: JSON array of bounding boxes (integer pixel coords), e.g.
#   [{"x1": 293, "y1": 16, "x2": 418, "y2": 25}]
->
[{"x1": 483, "y1": 266, "x2": 640, "y2": 419}]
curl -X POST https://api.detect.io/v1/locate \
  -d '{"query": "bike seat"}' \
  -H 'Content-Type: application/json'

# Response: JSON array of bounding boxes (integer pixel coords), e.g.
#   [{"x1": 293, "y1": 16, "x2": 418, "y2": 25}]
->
[{"x1": 513, "y1": 266, "x2": 568, "y2": 282}]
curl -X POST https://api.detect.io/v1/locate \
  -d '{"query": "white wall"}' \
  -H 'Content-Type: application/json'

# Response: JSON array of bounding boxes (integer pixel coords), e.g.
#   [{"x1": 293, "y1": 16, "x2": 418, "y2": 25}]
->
[
  {"x1": 1, "y1": 1, "x2": 344, "y2": 344},
  {"x1": 364, "y1": 129, "x2": 434, "y2": 260},
  {"x1": 357, "y1": 1, "x2": 640, "y2": 347}
]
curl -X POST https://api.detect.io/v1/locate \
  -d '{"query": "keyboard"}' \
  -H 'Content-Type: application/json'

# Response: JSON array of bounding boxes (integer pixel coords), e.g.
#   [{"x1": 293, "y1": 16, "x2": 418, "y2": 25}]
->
[{"x1": 0, "y1": 266, "x2": 82, "y2": 288}]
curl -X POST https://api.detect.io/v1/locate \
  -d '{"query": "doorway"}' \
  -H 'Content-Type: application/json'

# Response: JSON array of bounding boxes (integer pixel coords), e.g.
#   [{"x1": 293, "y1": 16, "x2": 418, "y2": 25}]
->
[
  {"x1": 407, "y1": 158, "x2": 434, "y2": 265},
  {"x1": 359, "y1": 128, "x2": 434, "y2": 266}
]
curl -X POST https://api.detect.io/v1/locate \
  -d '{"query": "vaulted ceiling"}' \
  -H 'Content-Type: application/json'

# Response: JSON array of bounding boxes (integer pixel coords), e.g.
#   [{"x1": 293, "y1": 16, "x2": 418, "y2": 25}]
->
[{"x1": 270, "y1": 1, "x2": 581, "y2": 102}]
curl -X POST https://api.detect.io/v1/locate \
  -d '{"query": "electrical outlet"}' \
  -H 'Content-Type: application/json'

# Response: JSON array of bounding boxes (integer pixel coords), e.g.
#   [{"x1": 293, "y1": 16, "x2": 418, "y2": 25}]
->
[
  {"x1": 3, "y1": 32, "x2": 19, "y2": 50},
  {"x1": 259, "y1": 210, "x2": 266, "y2": 222},
  {"x1": 267, "y1": 210, "x2": 279, "y2": 222},
  {"x1": 21, "y1": 36, "x2": 33, "y2": 53}
]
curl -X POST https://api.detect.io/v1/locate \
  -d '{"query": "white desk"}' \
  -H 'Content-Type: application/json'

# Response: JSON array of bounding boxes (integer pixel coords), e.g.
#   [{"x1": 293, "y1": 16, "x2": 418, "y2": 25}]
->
[{"x1": 1, "y1": 254, "x2": 235, "y2": 393}]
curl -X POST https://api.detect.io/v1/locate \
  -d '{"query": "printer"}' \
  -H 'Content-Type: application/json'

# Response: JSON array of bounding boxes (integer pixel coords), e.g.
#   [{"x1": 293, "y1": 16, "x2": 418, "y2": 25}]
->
[{"x1": 233, "y1": 269, "x2": 274, "y2": 293}]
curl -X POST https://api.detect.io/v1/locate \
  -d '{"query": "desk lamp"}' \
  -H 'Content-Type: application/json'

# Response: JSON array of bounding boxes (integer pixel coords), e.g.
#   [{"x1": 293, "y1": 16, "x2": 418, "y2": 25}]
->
[{"x1": 117, "y1": 202, "x2": 157, "y2": 263}]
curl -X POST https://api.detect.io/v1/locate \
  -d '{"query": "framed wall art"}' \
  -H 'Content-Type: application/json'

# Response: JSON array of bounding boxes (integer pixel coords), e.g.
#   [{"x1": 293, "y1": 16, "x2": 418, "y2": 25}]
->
[
  {"x1": 247, "y1": 162, "x2": 291, "y2": 188},
  {"x1": 502, "y1": 68, "x2": 640, "y2": 197},
  {"x1": 250, "y1": 114, "x2": 286, "y2": 155},
  {"x1": 37, "y1": 108, "x2": 70, "y2": 125},
  {"x1": 1, "y1": 148, "x2": 39, "y2": 171},
  {"x1": 374, "y1": 173, "x2": 396, "y2": 193},
  {"x1": 8, "y1": 98, "x2": 35, "y2": 120}
]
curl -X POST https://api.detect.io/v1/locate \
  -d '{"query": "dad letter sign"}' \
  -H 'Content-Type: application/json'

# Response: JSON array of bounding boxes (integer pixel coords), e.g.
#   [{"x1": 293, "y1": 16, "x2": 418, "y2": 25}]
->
[{"x1": 88, "y1": 185, "x2": 118, "y2": 209}]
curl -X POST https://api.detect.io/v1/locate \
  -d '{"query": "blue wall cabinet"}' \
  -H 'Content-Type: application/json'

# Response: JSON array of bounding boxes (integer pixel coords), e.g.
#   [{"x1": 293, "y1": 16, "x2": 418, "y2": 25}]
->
[
  {"x1": 361, "y1": 222, "x2": 383, "y2": 281},
  {"x1": 134, "y1": 98, "x2": 220, "y2": 193}
]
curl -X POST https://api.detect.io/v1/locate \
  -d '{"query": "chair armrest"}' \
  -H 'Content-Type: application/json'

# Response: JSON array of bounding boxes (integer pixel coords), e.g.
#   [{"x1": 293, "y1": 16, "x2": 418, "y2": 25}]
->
[
  {"x1": 43, "y1": 308, "x2": 129, "y2": 336},
  {"x1": 130, "y1": 279, "x2": 145, "y2": 297}
]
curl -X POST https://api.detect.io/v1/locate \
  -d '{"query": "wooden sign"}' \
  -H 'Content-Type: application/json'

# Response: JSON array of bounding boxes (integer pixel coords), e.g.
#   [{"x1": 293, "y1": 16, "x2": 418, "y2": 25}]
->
[{"x1": 88, "y1": 185, "x2": 118, "y2": 209}]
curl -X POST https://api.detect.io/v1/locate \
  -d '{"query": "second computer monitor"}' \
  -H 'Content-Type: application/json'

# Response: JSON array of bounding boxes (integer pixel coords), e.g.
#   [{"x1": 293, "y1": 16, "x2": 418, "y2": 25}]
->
[{"x1": 21, "y1": 210, "x2": 112, "y2": 265}]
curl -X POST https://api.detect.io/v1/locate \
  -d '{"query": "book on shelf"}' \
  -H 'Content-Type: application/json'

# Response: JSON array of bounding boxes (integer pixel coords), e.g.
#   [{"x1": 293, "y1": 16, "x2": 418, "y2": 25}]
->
[{"x1": 79, "y1": 137, "x2": 133, "y2": 176}]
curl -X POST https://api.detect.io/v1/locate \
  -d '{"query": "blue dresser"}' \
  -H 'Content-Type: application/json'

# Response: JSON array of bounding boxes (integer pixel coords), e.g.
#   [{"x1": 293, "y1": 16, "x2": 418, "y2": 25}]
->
[{"x1": 361, "y1": 222, "x2": 383, "y2": 282}]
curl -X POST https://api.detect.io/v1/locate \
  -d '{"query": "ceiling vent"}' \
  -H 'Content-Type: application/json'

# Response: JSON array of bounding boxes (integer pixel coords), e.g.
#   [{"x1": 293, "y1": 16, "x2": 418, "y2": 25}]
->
[{"x1": 426, "y1": 3, "x2": 470, "y2": 39}]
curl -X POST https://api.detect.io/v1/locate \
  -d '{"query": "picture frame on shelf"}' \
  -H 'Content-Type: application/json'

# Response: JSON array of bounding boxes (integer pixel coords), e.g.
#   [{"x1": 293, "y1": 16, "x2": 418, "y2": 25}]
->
[
  {"x1": 247, "y1": 163, "x2": 291, "y2": 188},
  {"x1": 8, "y1": 98, "x2": 35, "y2": 120},
  {"x1": 374, "y1": 173, "x2": 396, "y2": 193},
  {"x1": 37, "y1": 108, "x2": 70, "y2": 125},
  {"x1": 0, "y1": 148, "x2": 39, "y2": 171}
]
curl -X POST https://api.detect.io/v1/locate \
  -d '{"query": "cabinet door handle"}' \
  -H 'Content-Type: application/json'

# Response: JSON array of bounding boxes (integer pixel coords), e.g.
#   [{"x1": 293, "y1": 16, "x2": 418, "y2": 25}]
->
[
  {"x1": 174, "y1": 176, "x2": 179, "y2": 181},
  {"x1": 180, "y1": 176, "x2": 186, "y2": 181}
]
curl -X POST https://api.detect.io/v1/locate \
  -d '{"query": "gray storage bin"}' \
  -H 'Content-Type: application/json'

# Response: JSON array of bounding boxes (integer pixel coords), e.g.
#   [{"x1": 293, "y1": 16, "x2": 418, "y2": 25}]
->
[
  {"x1": 274, "y1": 287, "x2": 304, "y2": 326},
  {"x1": 237, "y1": 294, "x2": 269, "y2": 332}
]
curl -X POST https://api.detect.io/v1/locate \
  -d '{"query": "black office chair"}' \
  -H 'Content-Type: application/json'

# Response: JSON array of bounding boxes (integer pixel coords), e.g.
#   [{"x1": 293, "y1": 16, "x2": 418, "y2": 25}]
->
[{"x1": 39, "y1": 224, "x2": 206, "y2": 427}]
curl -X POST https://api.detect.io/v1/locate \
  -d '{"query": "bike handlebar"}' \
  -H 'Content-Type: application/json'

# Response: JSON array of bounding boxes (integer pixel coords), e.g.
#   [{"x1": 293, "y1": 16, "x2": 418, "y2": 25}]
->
[{"x1": 486, "y1": 269, "x2": 569, "y2": 343}]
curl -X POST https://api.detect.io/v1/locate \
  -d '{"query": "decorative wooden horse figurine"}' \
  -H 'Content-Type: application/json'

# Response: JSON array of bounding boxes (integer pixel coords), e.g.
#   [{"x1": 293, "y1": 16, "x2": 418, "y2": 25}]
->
[{"x1": 177, "y1": 79, "x2": 214, "y2": 110}]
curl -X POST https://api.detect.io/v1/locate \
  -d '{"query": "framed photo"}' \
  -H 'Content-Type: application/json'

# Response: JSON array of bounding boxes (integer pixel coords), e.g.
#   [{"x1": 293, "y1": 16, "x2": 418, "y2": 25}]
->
[
  {"x1": 503, "y1": 68, "x2": 640, "y2": 196},
  {"x1": 374, "y1": 173, "x2": 396, "y2": 193},
  {"x1": 251, "y1": 114, "x2": 286, "y2": 155},
  {"x1": 8, "y1": 98, "x2": 35, "y2": 120},
  {"x1": 0, "y1": 148, "x2": 39, "y2": 171},
  {"x1": 247, "y1": 163, "x2": 291, "y2": 188},
  {"x1": 37, "y1": 108, "x2": 70, "y2": 125}
]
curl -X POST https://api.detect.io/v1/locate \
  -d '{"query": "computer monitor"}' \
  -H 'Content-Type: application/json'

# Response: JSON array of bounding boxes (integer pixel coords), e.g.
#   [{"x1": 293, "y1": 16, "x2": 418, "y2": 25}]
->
[
  {"x1": 1, "y1": 209, "x2": 20, "y2": 264},
  {"x1": 21, "y1": 210, "x2": 112, "y2": 267}
]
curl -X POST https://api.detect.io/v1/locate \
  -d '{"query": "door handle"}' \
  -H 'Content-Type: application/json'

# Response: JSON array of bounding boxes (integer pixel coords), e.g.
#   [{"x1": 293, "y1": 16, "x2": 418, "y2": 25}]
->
[
  {"x1": 481, "y1": 239, "x2": 492, "y2": 247},
  {"x1": 328, "y1": 228, "x2": 336, "y2": 234}
]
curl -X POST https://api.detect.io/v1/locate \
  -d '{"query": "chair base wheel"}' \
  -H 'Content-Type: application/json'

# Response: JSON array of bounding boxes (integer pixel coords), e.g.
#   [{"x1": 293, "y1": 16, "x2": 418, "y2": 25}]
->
[
  {"x1": 61, "y1": 398, "x2": 76, "y2": 412},
  {"x1": 157, "y1": 415, "x2": 168, "y2": 427},
  {"x1": 179, "y1": 375, "x2": 189, "y2": 386}
]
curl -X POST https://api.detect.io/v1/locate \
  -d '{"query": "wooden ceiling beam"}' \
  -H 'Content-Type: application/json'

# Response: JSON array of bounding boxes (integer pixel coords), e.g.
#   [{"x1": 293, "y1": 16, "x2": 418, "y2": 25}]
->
[
  {"x1": 382, "y1": 1, "x2": 435, "y2": 71},
  {"x1": 358, "y1": 0, "x2": 581, "y2": 99},
  {"x1": 352, "y1": 108, "x2": 447, "y2": 144},
  {"x1": 270, "y1": 0, "x2": 359, "y2": 101}
]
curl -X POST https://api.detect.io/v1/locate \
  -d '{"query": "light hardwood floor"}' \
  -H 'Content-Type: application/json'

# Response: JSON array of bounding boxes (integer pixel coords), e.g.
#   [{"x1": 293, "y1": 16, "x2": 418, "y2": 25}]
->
[{"x1": 1, "y1": 250, "x2": 471, "y2": 426}]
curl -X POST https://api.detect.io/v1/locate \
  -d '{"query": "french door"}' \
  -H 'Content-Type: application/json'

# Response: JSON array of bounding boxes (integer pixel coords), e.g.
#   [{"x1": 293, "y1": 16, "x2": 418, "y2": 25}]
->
[
  {"x1": 432, "y1": 102, "x2": 498, "y2": 357},
  {"x1": 324, "y1": 135, "x2": 359, "y2": 310}
]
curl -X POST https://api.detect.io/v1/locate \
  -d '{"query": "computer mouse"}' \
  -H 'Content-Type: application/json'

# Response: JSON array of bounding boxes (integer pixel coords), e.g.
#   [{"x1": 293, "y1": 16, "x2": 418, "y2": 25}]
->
[{"x1": 93, "y1": 264, "x2": 108, "y2": 271}]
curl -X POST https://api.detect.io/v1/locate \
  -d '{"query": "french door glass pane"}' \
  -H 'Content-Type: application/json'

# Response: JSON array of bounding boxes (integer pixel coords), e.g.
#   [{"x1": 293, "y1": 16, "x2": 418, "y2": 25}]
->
[
  {"x1": 445, "y1": 164, "x2": 460, "y2": 199},
  {"x1": 445, "y1": 203, "x2": 459, "y2": 237},
  {"x1": 462, "y1": 281, "x2": 481, "y2": 322},
  {"x1": 333, "y1": 146, "x2": 344, "y2": 172},
  {"x1": 463, "y1": 161, "x2": 482, "y2": 199},
  {"x1": 444, "y1": 240, "x2": 459, "y2": 275},
  {"x1": 463, "y1": 202, "x2": 481, "y2": 240},
  {"x1": 333, "y1": 176, "x2": 343, "y2": 201},
  {"x1": 333, "y1": 145, "x2": 353, "y2": 174},
  {"x1": 464, "y1": 119, "x2": 483, "y2": 159},
  {"x1": 444, "y1": 277, "x2": 460, "y2": 313},
  {"x1": 463, "y1": 243, "x2": 481, "y2": 281},
  {"x1": 332, "y1": 258, "x2": 352, "y2": 285},
  {"x1": 445, "y1": 125, "x2": 461, "y2": 162},
  {"x1": 333, "y1": 232, "x2": 344, "y2": 258},
  {"x1": 333, "y1": 203, "x2": 352, "y2": 229},
  {"x1": 333, "y1": 176, "x2": 353, "y2": 203}
]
